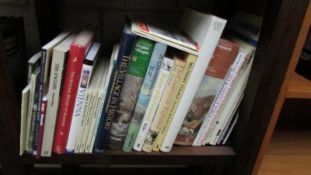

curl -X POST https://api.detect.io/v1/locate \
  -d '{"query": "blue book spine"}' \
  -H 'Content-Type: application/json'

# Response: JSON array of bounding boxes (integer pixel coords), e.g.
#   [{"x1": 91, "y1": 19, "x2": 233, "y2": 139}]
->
[
  {"x1": 32, "y1": 48, "x2": 46, "y2": 155},
  {"x1": 93, "y1": 26, "x2": 137, "y2": 153}
]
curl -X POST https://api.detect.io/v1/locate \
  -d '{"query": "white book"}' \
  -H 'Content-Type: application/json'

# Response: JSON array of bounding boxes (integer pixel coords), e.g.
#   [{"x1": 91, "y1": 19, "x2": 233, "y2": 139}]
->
[
  {"x1": 209, "y1": 57, "x2": 253, "y2": 145},
  {"x1": 131, "y1": 22, "x2": 199, "y2": 55},
  {"x1": 89, "y1": 44, "x2": 119, "y2": 153},
  {"x1": 133, "y1": 57, "x2": 174, "y2": 151},
  {"x1": 85, "y1": 61, "x2": 109, "y2": 153},
  {"x1": 25, "y1": 68, "x2": 40, "y2": 153},
  {"x1": 27, "y1": 52, "x2": 41, "y2": 83},
  {"x1": 41, "y1": 35, "x2": 76, "y2": 157},
  {"x1": 196, "y1": 38, "x2": 255, "y2": 146},
  {"x1": 20, "y1": 84, "x2": 30, "y2": 155},
  {"x1": 65, "y1": 43, "x2": 100, "y2": 153},
  {"x1": 160, "y1": 9, "x2": 227, "y2": 152}
]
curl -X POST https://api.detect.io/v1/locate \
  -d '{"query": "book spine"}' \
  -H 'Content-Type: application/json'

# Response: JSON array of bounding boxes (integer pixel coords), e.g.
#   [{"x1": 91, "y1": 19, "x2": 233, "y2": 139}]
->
[
  {"x1": 66, "y1": 62, "x2": 94, "y2": 152},
  {"x1": 20, "y1": 85, "x2": 30, "y2": 155},
  {"x1": 122, "y1": 42, "x2": 166, "y2": 152},
  {"x1": 33, "y1": 49, "x2": 47, "y2": 155},
  {"x1": 53, "y1": 44, "x2": 89, "y2": 154},
  {"x1": 197, "y1": 50, "x2": 248, "y2": 145},
  {"x1": 153, "y1": 54, "x2": 196, "y2": 151},
  {"x1": 108, "y1": 38, "x2": 154, "y2": 150},
  {"x1": 160, "y1": 16, "x2": 226, "y2": 152},
  {"x1": 25, "y1": 69, "x2": 39, "y2": 152},
  {"x1": 41, "y1": 50, "x2": 67, "y2": 157},
  {"x1": 133, "y1": 57, "x2": 174, "y2": 151},
  {"x1": 94, "y1": 30, "x2": 137, "y2": 153},
  {"x1": 143, "y1": 58, "x2": 186, "y2": 152},
  {"x1": 35, "y1": 96, "x2": 48, "y2": 159},
  {"x1": 209, "y1": 57, "x2": 253, "y2": 145},
  {"x1": 93, "y1": 57, "x2": 118, "y2": 153}
]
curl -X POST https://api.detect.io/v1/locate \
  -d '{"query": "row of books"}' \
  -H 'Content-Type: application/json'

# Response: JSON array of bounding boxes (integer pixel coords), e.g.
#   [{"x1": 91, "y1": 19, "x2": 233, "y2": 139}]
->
[{"x1": 19, "y1": 8, "x2": 262, "y2": 157}]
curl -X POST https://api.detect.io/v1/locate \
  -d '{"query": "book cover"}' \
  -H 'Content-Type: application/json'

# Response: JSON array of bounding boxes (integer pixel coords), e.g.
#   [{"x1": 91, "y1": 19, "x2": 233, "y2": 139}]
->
[
  {"x1": 93, "y1": 26, "x2": 137, "y2": 153},
  {"x1": 53, "y1": 31, "x2": 93, "y2": 154},
  {"x1": 153, "y1": 53, "x2": 197, "y2": 151},
  {"x1": 41, "y1": 34, "x2": 76, "y2": 157},
  {"x1": 143, "y1": 56, "x2": 186, "y2": 152},
  {"x1": 175, "y1": 39, "x2": 239, "y2": 146},
  {"x1": 133, "y1": 57, "x2": 174, "y2": 151},
  {"x1": 66, "y1": 42, "x2": 100, "y2": 152},
  {"x1": 108, "y1": 37, "x2": 155, "y2": 150},
  {"x1": 122, "y1": 42, "x2": 167, "y2": 152}
]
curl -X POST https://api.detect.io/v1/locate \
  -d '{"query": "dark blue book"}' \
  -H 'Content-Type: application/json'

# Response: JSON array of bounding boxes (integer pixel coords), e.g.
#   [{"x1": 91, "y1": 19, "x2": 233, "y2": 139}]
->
[{"x1": 93, "y1": 26, "x2": 137, "y2": 153}]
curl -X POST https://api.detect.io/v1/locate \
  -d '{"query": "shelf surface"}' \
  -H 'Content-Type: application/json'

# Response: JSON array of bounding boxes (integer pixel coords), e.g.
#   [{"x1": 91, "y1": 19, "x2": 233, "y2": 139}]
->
[
  {"x1": 19, "y1": 146, "x2": 235, "y2": 165},
  {"x1": 286, "y1": 72, "x2": 311, "y2": 99}
]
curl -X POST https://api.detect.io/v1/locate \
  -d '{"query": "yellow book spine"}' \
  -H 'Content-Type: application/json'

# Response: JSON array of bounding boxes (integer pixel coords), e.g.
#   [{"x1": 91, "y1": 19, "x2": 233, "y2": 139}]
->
[
  {"x1": 142, "y1": 57, "x2": 186, "y2": 152},
  {"x1": 152, "y1": 54, "x2": 197, "y2": 151}
]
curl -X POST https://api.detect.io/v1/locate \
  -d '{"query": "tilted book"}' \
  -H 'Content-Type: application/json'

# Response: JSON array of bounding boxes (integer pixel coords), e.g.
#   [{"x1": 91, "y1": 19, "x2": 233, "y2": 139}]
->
[
  {"x1": 41, "y1": 34, "x2": 76, "y2": 157},
  {"x1": 175, "y1": 39, "x2": 239, "y2": 146},
  {"x1": 153, "y1": 53, "x2": 197, "y2": 151},
  {"x1": 108, "y1": 37, "x2": 155, "y2": 150},
  {"x1": 66, "y1": 42, "x2": 100, "y2": 152},
  {"x1": 122, "y1": 42, "x2": 167, "y2": 152},
  {"x1": 35, "y1": 95, "x2": 48, "y2": 159},
  {"x1": 27, "y1": 52, "x2": 41, "y2": 83},
  {"x1": 143, "y1": 56, "x2": 186, "y2": 152},
  {"x1": 160, "y1": 9, "x2": 227, "y2": 152},
  {"x1": 53, "y1": 31, "x2": 93, "y2": 154},
  {"x1": 133, "y1": 57, "x2": 174, "y2": 151},
  {"x1": 20, "y1": 84, "x2": 30, "y2": 155}
]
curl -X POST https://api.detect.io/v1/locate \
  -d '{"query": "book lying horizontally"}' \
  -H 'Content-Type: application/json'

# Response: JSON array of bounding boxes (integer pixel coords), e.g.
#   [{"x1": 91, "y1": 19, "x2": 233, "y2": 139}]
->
[{"x1": 131, "y1": 21, "x2": 199, "y2": 55}]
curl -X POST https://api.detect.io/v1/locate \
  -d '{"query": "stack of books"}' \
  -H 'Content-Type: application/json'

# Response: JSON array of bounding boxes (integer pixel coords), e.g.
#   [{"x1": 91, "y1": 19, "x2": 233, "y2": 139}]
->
[{"x1": 19, "y1": 8, "x2": 262, "y2": 158}]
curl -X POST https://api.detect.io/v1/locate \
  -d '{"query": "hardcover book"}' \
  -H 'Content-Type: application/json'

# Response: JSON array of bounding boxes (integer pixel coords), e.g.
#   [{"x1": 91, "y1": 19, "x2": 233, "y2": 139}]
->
[{"x1": 108, "y1": 37, "x2": 155, "y2": 150}]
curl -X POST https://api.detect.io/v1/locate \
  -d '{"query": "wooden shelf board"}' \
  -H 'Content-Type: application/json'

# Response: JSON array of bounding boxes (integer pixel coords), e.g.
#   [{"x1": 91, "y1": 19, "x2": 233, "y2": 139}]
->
[
  {"x1": 19, "y1": 146, "x2": 235, "y2": 165},
  {"x1": 286, "y1": 72, "x2": 311, "y2": 99}
]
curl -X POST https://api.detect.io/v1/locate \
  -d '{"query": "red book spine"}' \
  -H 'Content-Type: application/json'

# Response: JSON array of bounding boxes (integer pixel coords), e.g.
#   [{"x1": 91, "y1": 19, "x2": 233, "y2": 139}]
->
[
  {"x1": 36, "y1": 97, "x2": 47, "y2": 159},
  {"x1": 53, "y1": 44, "x2": 88, "y2": 154}
]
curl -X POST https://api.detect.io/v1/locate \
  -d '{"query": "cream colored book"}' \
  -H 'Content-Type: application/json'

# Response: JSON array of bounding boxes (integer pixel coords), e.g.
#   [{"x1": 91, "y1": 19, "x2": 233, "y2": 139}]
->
[
  {"x1": 133, "y1": 57, "x2": 174, "y2": 151},
  {"x1": 143, "y1": 56, "x2": 186, "y2": 152},
  {"x1": 20, "y1": 84, "x2": 30, "y2": 155},
  {"x1": 152, "y1": 54, "x2": 197, "y2": 151}
]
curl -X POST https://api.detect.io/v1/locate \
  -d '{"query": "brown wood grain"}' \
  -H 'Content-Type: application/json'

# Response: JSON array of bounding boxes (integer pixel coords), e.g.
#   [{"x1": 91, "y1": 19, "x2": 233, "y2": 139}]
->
[{"x1": 287, "y1": 72, "x2": 311, "y2": 99}]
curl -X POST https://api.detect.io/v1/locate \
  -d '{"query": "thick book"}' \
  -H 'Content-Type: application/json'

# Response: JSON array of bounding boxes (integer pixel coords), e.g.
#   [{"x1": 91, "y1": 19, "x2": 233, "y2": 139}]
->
[
  {"x1": 34, "y1": 32, "x2": 70, "y2": 155},
  {"x1": 153, "y1": 53, "x2": 197, "y2": 151},
  {"x1": 66, "y1": 42, "x2": 100, "y2": 152},
  {"x1": 27, "y1": 52, "x2": 41, "y2": 83},
  {"x1": 53, "y1": 31, "x2": 93, "y2": 154},
  {"x1": 20, "y1": 84, "x2": 30, "y2": 155},
  {"x1": 93, "y1": 44, "x2": 119, "y2": 153},
  {"x1": 41, "y1": 34, "x2": 76, "y2": 157},
  {"x1": 122, "y1": 42, "x2": 167, "y2": 152},
  {"x1": 35, "y1": 95, "x2": 48, "y2": 159},
  {"x1": 93, "y1": 26, "x2": 137, "y2": 153},
  {"x1": 131, "y1": 21, "x2": 198, "y2": 55},
  {"x1": 175, "y1": 39, "x2": 239, "y2": 146},
  {"x1": 133, "y1": 57, "x2": 174, "y2": 151},
  {"x1": 108, "y1": 37, "x2": 155, "y2": 150},
  {"x1": 143, "y1": 56, "x2": 187, "y2": 152},
  {"x1": 160, "y1": 9, "x2": 227, "y2": 152}
]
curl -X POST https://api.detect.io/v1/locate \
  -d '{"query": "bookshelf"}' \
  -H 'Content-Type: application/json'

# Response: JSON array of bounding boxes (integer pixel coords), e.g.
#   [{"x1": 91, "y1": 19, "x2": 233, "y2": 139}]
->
[
  {"x1": 0, "y1": 0, "x2": 309, "y2": 175},
  {"x1": 252, "y1": 0, "x2": 311, "y2": 174}
]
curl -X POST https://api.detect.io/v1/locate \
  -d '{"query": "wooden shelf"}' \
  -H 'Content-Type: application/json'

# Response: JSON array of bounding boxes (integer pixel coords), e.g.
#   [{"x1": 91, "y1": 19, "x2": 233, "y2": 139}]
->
[
  {"x1": 286, "y1": 72, "x2": 311, "y2": 99},
  {"x1": 19, "y1": 146, "x2": 235, "y2": 165}
]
